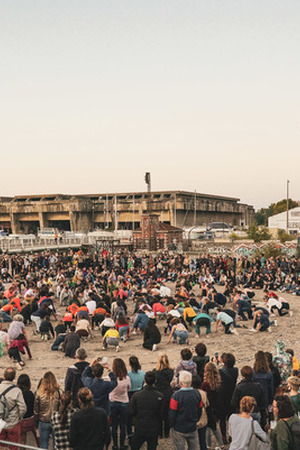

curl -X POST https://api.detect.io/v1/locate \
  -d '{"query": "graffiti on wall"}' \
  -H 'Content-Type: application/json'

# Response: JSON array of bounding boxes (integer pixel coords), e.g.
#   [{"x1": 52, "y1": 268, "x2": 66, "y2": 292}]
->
[{"x1": 233, "y1": 242, "x2": 297, "y2": 257}]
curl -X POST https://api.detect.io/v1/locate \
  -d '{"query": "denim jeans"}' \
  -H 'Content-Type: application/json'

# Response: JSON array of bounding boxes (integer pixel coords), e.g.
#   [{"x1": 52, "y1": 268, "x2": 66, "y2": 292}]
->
[
  {"x1": 110, "y1": 401, "x2": 128, "y2": 447},
  {"x1": 51, "y1": 334, "x2": 66, "y2": 350},
  {"x1": 198, "y1": 426, "x2": 207, "y2": 450},
  {"x1": 119, "y1": 325, "x2": 130, "y2": 340},
  {"x1": 38, "y1": 421, "x2": 55, "y2": 450},
  {"x1": 173, "y1": 330, "x2": 188, "y2": 344}
]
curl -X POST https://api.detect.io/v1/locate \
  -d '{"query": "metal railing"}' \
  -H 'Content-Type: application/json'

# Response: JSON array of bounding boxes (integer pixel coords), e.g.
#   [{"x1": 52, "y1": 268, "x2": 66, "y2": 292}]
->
[
  {"x1": 0, "y1": 440, "x2": 42, "y2": 449},
  {"x1": 0, "y1": 236, "x2": 90, "y2": 252}
]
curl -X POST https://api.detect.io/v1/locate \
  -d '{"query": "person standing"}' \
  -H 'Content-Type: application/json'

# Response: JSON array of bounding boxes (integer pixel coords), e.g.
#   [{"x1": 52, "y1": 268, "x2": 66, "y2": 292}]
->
[
  {"x1": 64, "y1": 348, "x2": 89, "y2": 408},
  {"x1": 128, "y1": 370, "x2": 163, "y2": 450},
  {"x1": 154, "y1": 354, "x2": 174, "y2": 438},
  {"x1": 69, "y1": 387, "x2": 110, "y2": 450},
  {"x1": 169, "y1": 370, "x2": 203, "y2": 450},
  {"x1": 109, "y1": 358, "x2": 131, "y2": 450},
  {"x1": 81, "y1": 357, "x2": 117, "y2": 415},
  {"x1": 33, "y1": 371, "x2": 62, "y2": 450},
  {"x1": 0, "y1": 367, "x2": 26, "y2": 450}
]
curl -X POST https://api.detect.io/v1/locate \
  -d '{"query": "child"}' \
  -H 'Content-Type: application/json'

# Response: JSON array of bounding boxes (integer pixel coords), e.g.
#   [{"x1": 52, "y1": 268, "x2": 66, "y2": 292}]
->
[
  {"x1": 286, "y1": 348, "x2": 300, "y2": 372},
  {"x1": 39, "y1": 316, "x2": 55, "y2": 341},
  {"x1": 102, "y1": 325, "x2": 120, "y2": 352}
]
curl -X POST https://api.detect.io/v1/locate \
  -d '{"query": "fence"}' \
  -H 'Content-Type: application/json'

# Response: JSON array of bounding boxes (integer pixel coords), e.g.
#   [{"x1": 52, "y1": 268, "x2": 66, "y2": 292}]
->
[
  {"x1": 0, "y1": 236, "x2": 90, "y2": 253},
  {"x1": 0, "y1": 440, "x2": 41, "y2": 450}
]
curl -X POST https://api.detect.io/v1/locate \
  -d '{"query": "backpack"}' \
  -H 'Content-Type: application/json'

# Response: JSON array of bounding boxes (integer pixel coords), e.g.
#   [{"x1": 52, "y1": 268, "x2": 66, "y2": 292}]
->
[
  {"x1": 283, "y1": 417, "x2": 300, "y2": 449},
  {"x1": 0, "y1": 386, "x2": 17, "y2": 421}
]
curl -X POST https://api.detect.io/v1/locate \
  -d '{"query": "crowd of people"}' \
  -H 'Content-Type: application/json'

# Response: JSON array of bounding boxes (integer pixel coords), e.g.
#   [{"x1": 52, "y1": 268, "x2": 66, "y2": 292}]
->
[{"x1": 0, "y1": 247, "x2": 299, "y2": 450}]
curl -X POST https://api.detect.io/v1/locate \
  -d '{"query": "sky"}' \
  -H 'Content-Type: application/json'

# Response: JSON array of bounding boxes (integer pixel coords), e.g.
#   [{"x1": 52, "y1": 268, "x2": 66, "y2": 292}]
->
[{"x1": 1, "y1": 1, "x2": 300, "y2": 210}]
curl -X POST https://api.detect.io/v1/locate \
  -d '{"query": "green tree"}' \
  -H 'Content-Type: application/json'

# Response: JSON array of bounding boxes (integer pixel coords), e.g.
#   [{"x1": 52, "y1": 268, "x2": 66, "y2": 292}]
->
[
  {"x1": 247, "y1": 223, "x2": 271, "y2": 242},
  {"x1": 255, "y1": 199, "x2": 298, "y2": 226}
]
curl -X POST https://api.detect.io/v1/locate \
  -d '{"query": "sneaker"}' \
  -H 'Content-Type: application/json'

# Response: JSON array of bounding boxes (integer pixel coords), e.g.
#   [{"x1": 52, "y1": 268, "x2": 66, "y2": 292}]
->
[
  {"x1": 152, "y1": 344, "x2": 157, "y2": 351},
  {"x1": 41, "y1": 335, "x2": 44, "y2": 340},
  {"x1": 248, "y1": 328, "x2": 256, "y2": 332},
  {"x1": 116, "y1": 346, "x2": 120, "y2": 352},
  {"x1": 44, "y1": 335, "x2": 48, "y2": 341},
  {"x1": 268, "y1": 327, "x2": 272, "y2": 333},
  {"x1": 123, "y1": 336, "x2": 127, "y2": 342},
  {"x1": 102, "y1": 346, "x2": 106, "y2": 350},
  {"x1": 231, "y1": 329, "x2": 238, "y2": 335},
  {"x1": 289, "y1": 311, "x2": 293, "y2": 317},
  {"x1": 132, "y1": 330, "x2": 137, "y2": 335},
  {"x1": 274, "y1": 320, "x2": 278, "y2": 327}
]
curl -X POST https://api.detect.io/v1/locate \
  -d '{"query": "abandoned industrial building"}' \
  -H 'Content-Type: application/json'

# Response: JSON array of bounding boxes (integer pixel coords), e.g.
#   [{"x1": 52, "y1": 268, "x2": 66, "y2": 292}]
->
[{"x1": 0, "y1": 191, "x2": 254, "y2": 234}]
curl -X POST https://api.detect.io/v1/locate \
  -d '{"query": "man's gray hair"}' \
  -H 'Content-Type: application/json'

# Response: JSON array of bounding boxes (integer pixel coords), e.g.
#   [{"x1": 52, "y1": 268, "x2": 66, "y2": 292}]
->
[{"x1": 179, "y1": 370, "x2": 192, "y2": 387}]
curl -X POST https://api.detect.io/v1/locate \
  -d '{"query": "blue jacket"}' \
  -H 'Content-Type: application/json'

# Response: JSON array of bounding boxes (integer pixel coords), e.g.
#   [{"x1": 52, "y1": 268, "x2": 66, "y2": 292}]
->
[
  {"x1": 81, "y1": 366, "x2": 117, "y2": 414},
  {"x1": 133, "y1": 313, "x2": 149, "y2": 331},
  {"x1": 169, "y1": 387, "x2": 202, "y2": 433}
]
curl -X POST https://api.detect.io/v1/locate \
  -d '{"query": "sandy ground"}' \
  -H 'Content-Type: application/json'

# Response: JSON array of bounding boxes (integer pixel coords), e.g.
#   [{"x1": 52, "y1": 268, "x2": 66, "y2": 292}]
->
[{"x1": 2, "y1": 286, "x2": 299, "y2": 449}]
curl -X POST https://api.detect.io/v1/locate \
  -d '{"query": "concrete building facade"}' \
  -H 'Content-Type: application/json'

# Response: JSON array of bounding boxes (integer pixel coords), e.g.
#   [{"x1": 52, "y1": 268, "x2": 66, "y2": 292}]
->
[{"x1": 0, "y1": 191, "x2": 254, "y2": 234}]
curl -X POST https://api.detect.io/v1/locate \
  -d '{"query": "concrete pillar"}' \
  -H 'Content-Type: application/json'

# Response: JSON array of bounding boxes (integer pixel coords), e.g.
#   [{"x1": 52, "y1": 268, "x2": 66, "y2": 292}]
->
[
  {"x1": 69, "y1": 211, "x2": 76, "y2": 232},
  {"x1": 38, "y1": 212, "x2": 49, "y2": 230},
  {"x1": 10, "y1": 213, "x2": 22, "y2": 234}
]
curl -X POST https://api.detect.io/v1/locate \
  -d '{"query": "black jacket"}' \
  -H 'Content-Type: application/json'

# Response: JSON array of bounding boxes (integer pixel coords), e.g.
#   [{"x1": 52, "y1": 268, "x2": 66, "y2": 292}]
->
[
  {"x1": 65, "y1": 361, "x2": 89, "y2": 407},
  {"x1": 154, "y1": 368, "x2": 174, "y2": 401},
  {"x1": 193, "y1": 355, "x2": 210, "y2": 382},
  {"x1": 128, "y1": 385, "x2": 163, "y2": 436},
  {"x1": 143, "y1": 325, "x2": 161, "y2": 344},
  {"x1": 219, "y1": 366, "x2": 238, "y2": 414},
  {"x1": 231, "y1": 379, "x2": 267, "y2": 412},
  {"x1": 69, "y1": 406, "x2": 110, "y2": 450}
]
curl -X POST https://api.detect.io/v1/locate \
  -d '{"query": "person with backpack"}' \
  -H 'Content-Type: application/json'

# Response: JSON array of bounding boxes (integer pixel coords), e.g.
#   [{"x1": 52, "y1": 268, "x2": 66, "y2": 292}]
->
[
  {"x1": 64, "y1": 348, "x2": 89, "y2": 408},
  {"x1": 271, "y1": 394, "x2": 300, "y2": 450},
  {"x1": 0, "y1": 367, "x2": 26, "y2": 449}
]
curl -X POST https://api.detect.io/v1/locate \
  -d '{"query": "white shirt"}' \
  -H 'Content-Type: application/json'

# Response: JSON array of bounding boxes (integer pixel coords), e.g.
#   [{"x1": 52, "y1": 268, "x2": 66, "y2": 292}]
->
[{"x1": 85, "y1": 300, "x2": 96, "y2": 315}]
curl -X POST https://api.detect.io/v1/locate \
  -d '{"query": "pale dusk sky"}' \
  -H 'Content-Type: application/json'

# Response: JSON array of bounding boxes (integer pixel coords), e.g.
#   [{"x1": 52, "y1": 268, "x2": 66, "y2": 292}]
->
[{"x1": 1, "y1": 1, "x2": 300, "y2": 209}]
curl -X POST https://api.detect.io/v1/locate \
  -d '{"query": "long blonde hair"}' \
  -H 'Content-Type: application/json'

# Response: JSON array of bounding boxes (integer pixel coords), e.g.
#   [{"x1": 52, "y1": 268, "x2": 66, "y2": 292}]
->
[
  {"x1": 38, "y1": 371, "x2": 60, "y2": 397},
  {"x1": 156, "y1": 354, "x2": 172, "y2": 371},
  {"x1": 203, "y1": 362, "x2": 221, "y2": 391}
]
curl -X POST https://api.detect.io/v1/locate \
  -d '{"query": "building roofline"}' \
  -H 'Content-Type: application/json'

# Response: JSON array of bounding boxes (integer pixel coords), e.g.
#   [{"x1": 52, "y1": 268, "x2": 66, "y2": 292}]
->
[{"x1": 6, "y1": 190, "x2": 241, "y2": 203}]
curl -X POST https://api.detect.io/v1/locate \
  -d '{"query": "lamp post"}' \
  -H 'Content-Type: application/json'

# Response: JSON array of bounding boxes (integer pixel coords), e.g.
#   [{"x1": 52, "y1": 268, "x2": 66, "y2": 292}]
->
[{"x1": 286, "y1": 180, "x2": 290, "y2": 233}]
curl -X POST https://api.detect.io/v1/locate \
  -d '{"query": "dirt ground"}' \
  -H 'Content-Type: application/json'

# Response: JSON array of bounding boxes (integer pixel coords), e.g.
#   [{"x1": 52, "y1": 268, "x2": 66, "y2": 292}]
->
[{"x1": 2, "y1": 285, "x2": 299, "y2": 449}]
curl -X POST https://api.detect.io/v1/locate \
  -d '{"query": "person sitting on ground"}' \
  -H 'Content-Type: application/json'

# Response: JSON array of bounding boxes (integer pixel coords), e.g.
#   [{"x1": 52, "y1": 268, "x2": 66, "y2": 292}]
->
[
  {"x1": 102, "y1": 324, "x2": 120, "y2": 352},
  {"x1": 143, "y1": 318, "x2": 161, "y2": 351},
  {"x1": 228, "y1": 396, "x2": 269, "y2": 450},
  {"x1": 39, "y1": 316, "x2": 55, "y2": 341},
  {"x1": 62, "y1": 325, "x2": 81, "y2": 358}
]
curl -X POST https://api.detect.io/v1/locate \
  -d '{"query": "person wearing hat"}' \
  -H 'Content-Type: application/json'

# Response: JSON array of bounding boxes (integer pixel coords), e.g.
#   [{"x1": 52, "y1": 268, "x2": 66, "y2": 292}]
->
[{"x1": 287, "y1": 376, "x2": 300, "y2": 413}]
